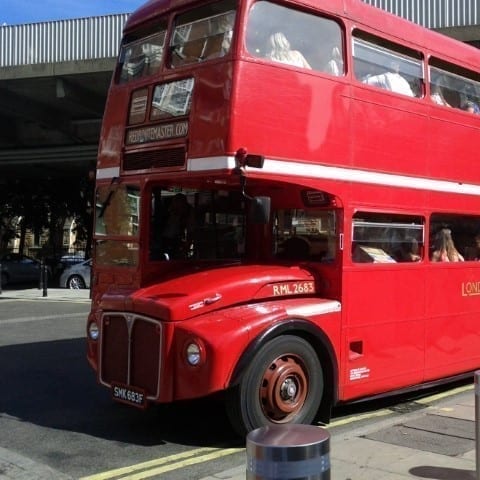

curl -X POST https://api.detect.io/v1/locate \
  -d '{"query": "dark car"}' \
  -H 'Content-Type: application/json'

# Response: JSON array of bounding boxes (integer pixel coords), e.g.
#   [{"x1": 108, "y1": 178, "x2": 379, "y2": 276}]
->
[{"x1": 0, "y1": 253, "x2": 45, "y2": 287}]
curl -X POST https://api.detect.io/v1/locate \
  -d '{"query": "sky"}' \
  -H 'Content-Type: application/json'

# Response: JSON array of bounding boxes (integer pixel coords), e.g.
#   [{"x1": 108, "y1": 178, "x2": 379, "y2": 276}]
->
[{"x1": 1, "y1": 0, "x2": 145, "y2": 26}]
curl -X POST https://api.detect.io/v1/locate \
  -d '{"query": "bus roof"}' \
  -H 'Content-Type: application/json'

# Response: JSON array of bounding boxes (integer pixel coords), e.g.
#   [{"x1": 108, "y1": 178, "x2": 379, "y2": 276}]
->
[{"x1": 124, "y1": 0, "x2": 480, "y2": 72}]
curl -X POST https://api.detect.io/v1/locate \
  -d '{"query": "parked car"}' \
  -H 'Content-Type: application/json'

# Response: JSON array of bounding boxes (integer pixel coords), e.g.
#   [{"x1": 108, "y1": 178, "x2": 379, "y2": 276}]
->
[
  {"x1": 59, "y1": 259, "x2": 91, "y2": 289},
  {"x1": 0, "y1": 253, "x2": 46, "y2": 287},
  {"x1": 47, "y1": 253, "x2": 85, "y2": 279}
]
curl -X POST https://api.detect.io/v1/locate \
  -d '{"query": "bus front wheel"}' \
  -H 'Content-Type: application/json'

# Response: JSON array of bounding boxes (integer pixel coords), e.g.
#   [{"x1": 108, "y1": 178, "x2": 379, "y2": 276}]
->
[{"x1": 226, "y1": 335, "x2": 323, "y2": 436}]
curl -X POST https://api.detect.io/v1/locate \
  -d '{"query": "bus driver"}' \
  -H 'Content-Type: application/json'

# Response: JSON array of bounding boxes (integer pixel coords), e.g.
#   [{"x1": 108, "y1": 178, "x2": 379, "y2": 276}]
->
[{"x1": 162, "y1": 193, "x2": 195, "y2": 259}]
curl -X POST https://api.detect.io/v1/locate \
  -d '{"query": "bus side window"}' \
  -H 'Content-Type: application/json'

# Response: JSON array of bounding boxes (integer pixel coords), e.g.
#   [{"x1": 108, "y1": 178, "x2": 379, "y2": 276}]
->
[
  {"x1": 430, "y1": 61, "x2": 480, "y2": 114},
  {"x1": 245, "y1": 0, "x2": 344, "y2": 75},
  {"x1": 274, "y1": 208, "x2": 336, "y2": 262},
  {"x1": 352, "y1": 31, "x2": 424, "y2": 98},
  {"x1": 430, "y1": 214, "x2": 480, "y2": 262},
  {"x1": 352, "y1": 213, "x2": 424, "y2": 264}
]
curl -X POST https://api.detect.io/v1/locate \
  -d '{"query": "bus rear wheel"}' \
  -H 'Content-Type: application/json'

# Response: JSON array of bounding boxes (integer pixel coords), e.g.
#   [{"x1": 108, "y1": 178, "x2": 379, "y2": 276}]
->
[{"x1": 226, "y1": 335, "x2": 323, "y2": 436}]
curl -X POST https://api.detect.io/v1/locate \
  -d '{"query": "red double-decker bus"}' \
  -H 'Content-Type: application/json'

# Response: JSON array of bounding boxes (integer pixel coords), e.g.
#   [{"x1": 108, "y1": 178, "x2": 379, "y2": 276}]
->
[{"x1": 87, "y1": 0, "x2": 480, "y2": 435}]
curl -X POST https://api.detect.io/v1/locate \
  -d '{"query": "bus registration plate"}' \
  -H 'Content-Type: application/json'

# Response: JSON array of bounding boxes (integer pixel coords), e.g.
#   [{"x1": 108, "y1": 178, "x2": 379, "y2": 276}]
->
[{"x1": 112, "y1": 383, "x2": 146, "y2": 409}]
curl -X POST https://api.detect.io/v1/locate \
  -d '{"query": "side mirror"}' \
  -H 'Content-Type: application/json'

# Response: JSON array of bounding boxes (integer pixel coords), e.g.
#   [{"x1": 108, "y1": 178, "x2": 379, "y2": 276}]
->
[{"x1": 249, "y1": 196, "x2": 271, "y2": 224}]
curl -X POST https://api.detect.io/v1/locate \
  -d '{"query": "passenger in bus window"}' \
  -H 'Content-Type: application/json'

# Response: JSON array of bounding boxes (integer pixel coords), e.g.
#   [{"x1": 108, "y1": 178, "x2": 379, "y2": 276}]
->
[
  {"x1": 465, "y1": 233, "x2": 480, "y2": 260},
  {"x1": 363, "y1": 61, "x2": 415, "y2": 97},
  {"x1": 431, "y1": 228, "x2": 464, "y2": 262},
  {"x1": 397, "y1": 237, "x2": 421, "y2": 262},
  {"x1": 325, "y1": 46, "x2": 343, "y2": 76},
  {"x1": 464, "y1": 233, "x2": 480, "y2": 260},
  {"x1": 384, "y1": 61, "x2": 415, "y2": 96},
  {"x1": 474, "y1": 233, "x2": 480, "y2": 260},
  {"x1": 462, "y1": 84, "x2": 480, "y2": 114},
  {"x1": 363, "y1": 62, "x2": 415, "y2": 97},
  {"x1": 462, "y1": 100, "x2": 480, "y2": 114},
  {"x1": 265, "y1": 32, "x2": 311, "y2": 69},
  {"x1": 431, "y1": 83, "x2": 451, "y2": 107}
]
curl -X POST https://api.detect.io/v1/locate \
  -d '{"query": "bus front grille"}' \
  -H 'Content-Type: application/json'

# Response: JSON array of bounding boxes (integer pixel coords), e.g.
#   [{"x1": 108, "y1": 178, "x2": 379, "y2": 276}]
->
[
  {"x1": 100, "y1": 313, "x2": 162, "y2": 398},
  {"x1": 123, "y1": 147, "x2": 186, "y2": 171}
]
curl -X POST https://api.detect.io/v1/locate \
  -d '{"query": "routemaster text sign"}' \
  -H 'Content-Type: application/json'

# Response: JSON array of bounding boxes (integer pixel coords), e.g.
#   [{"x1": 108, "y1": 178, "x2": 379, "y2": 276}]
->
[{"x1": 126, "y1": 121, "x2": 188, "y2": 145}]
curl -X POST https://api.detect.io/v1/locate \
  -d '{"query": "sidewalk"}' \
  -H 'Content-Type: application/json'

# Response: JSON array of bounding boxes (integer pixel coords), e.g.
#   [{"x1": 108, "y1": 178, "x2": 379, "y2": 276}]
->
[
  {"x1": 200, "y1": 385, "x2": 478, "y2": 480},
  {"x1": 0, "y1": 286, "x2": 91, "y2": 302}
]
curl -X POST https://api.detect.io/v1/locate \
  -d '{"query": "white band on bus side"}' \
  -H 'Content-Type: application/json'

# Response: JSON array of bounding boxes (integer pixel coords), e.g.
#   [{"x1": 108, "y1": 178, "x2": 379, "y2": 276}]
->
[
  {"x1": 188, "y1": 155, "x2": 480, "y2": 197},
  {"x1": 97, "y1": 155, "x2": 479, "y2": 197},
  {"x1": 187, "y1": 155, "x2": 237, "y2": 171}
]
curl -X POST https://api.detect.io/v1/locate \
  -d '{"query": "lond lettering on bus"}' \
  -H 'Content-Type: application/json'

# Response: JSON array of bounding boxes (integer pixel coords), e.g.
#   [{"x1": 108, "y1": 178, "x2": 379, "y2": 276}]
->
[{"x1": 462, "y1": 281, "x2": 480, "y2": 297}]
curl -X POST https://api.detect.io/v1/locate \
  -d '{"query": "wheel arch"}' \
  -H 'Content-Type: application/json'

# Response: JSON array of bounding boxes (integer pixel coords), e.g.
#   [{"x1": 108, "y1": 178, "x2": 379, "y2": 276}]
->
[{"x1": 228, "y1": 318, "x2": 338, "y2": 423}]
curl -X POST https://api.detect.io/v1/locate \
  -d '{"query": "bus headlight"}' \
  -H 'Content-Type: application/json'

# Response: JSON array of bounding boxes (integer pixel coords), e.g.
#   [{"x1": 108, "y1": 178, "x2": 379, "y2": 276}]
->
[
  {"x1": 186, "y1": 341, "x2": 203, "y2": 366},
  {"x1": 88, "y1": 322, "x2": 99, "y2": 340}
]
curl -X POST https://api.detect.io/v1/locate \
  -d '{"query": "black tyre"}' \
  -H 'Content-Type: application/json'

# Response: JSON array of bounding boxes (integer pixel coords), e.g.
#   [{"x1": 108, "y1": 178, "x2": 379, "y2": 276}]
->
[
  {"x1": 226, "y1": 335, "x2": 323, "y2": 436},
  {"x1": 67, "y1": 274, "x2": 86, "y2": 289}
]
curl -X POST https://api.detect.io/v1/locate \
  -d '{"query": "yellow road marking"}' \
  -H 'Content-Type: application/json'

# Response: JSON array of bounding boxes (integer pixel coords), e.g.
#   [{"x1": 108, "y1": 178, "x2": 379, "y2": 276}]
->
[
  {"x1": 329, "y1": 382, "x2": 473, "y2": 428},
  {"x1": 79, "y1": 446, "x2": 243, "y2": 480},
  {"x1": 415, "y1": 383, "x2": 473, "y2": 404},
  {"x1": 329, "y1": 408, "x2": 391, "y2": 427},
  {"x1": 118, "y1": 448, "x2": 242, "y2": 480}
]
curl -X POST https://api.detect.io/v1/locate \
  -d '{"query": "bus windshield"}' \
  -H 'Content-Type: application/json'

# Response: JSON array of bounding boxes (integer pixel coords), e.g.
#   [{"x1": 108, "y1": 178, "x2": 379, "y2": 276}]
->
[
  {"x1": 149, "y1": 187, "x2": 246, "y2": 261},
  {"x1": 94, "y1": 184, "x2": 141, "y2": 267},
  {"x1": 95, "y1": 184, "x2": 140, "y2": 237}
]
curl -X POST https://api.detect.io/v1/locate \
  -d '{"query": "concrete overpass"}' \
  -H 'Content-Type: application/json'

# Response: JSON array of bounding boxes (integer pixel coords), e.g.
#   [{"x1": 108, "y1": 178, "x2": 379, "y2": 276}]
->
[{"x1": 0, "y1": 14, "x2": 128, "y2": 183}]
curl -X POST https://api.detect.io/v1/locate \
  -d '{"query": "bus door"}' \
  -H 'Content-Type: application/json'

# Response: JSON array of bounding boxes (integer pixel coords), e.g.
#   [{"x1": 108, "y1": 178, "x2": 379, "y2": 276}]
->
[{"x1": 342, "y1": 212, "x2": 426, "y2": 399}]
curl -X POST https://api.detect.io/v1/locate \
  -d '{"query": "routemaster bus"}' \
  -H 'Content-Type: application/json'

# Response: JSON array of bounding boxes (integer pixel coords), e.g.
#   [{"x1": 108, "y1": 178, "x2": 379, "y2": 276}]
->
[{"x1": 87, "y1": 0, "x2": 480, "y2": 435}]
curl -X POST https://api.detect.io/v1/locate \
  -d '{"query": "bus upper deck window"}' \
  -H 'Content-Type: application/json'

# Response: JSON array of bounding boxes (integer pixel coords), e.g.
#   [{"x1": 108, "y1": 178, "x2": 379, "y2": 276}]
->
[
  {"x1": 352, "y1": 33, "x2": 424, "y2": 98},
  {"x1": 118, "y1": 28, "x2": 167, "y2": 84},
  {"x1": 246, "y1": 1, "x2": 344, "y2": 76},
  {"x1": 170, "y1": 0, "x2": 236, "y2": 68},
  {"x1": 429, "y1": 61, "x2": 480, "y2": 113}
]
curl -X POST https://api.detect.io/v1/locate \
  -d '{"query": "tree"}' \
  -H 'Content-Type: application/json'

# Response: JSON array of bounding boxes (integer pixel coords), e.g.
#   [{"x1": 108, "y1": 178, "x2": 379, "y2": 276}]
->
[{"x1": 0, "y1": 169, "x2": 94, "y2": 259}]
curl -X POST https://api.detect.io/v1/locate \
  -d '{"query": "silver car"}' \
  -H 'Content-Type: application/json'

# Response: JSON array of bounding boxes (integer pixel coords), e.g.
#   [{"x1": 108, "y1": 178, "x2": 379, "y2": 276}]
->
[{"x1": 59, "y1": 259, "x2": 91, "y2": 289}]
